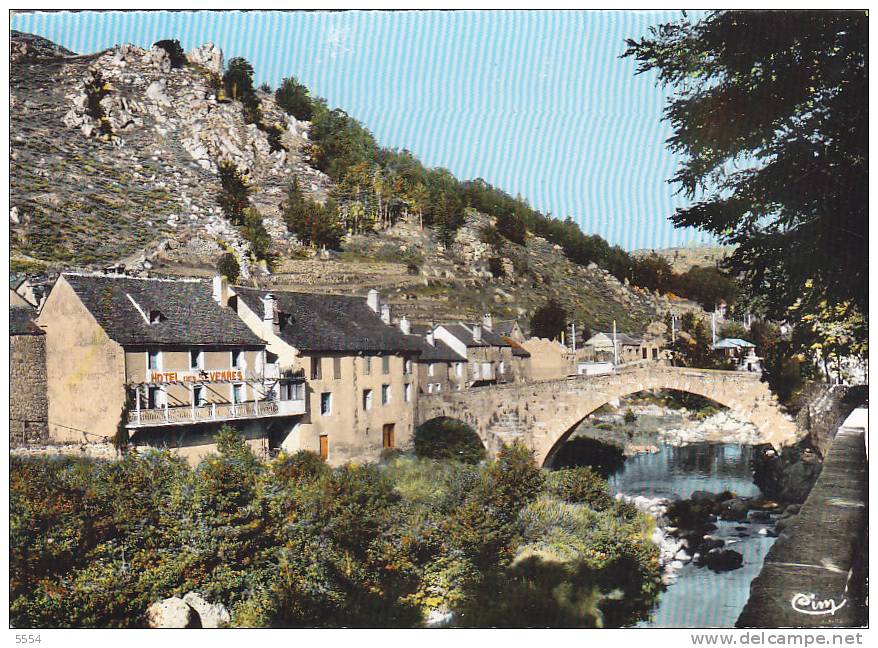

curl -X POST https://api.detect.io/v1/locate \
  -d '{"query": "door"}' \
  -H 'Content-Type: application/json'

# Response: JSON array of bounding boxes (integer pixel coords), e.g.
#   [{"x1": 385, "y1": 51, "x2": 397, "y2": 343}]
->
[
  {"x1": 319, "y1": 435, "x2": 328, "y2": 460},
  {"x1": 382, "y1": 423, "x2": 395, "y2": 449}
]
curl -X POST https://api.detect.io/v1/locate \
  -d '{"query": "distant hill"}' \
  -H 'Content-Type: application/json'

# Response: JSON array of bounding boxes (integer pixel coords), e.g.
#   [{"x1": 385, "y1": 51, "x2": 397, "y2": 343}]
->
[{"x1": 632, "y1": 246, "x2": 734, "y2": 273}]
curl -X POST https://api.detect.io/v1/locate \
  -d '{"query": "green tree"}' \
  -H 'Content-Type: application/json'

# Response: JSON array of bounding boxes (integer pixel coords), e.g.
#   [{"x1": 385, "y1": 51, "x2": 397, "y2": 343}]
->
[
  {"x1": 530, "y1": 299, "x2": 568, "y2": 341},
  {"x1": 217, "y1": 161, "x2": 250, "y2": 225},
  {"x1": 223, "y1": 57, "x2": 260, "y2": 124},
  {"x1": 282, "y1": 179, "x2": 343, "y2": 249},
  {"x1": 275, "y1": 77, "x2": 313, "y2": 121},
  {"x1": 217, "y1": 252, "x2": 240, "y2": 283},
  {"x1": 624, "y1": 11, "x2": 868, "y2": 322}
]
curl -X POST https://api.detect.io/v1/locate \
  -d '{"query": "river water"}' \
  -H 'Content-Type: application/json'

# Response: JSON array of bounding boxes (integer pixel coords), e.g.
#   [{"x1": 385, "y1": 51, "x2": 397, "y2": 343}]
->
[{"x1": 607, "y1": 443, "x2": 779, "y2": 628}]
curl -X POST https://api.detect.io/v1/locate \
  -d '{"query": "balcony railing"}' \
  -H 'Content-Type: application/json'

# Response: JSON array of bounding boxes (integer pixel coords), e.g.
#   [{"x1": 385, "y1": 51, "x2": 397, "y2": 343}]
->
[{"x1": 127, "y1": 398, "x2": 306, "y2": 428}]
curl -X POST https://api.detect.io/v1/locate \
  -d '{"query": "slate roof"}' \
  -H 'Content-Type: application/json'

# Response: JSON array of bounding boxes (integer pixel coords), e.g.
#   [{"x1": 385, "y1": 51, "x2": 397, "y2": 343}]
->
[
  {"x1": 62, "y1": 274, "x2": 264, "y2": 347},
  {"x1": 590, "y1": 332, "x2": 643, "y2": 346},
  {"x1": 440, "y1": 323, "x2": 512, "y2": 348},
  {"x1": 494, "y1": 320, "x2": 521, "y2": 337},
  {"x1": 10, "y1": 306, "x2": 44, "y2": 336},
  {"x1": 414, "y1": 338, "x2": 467, "y2": 362},
  {"x1": 234, "y1": 287, "x2": 423, "y2": 354}
]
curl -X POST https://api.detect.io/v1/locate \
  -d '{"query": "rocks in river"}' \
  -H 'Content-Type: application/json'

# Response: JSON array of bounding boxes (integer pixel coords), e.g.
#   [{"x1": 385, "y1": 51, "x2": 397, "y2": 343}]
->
[
  {"x1": 749, "y1": 510, "x2": 772, "y2": 522},
  {"x1": 705, "y1": 548, "x2": 744, "y2": 572},
  {"x1": 700, "y1": 536, "x2": 726, "y2": 552},
  {"x1": 719, "y1": 497, "x2": 751, "y2": 521},
  {"x1": 690, "y1": 490, "x2": 719, "y2": 504}
]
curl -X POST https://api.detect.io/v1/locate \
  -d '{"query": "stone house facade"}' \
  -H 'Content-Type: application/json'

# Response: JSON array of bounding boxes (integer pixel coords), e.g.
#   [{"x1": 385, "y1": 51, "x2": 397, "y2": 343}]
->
[
  {"x1": 433, "y1": 316, "x2": 517, "y2": 387},
  {"x1": 407, "y1": 324, "x2": 467, "y2": 395},
  {"x1": 231, "y1": 286, "x2": 423, "y2": 464},
  {"x1": 10, "y1": 306, "x2": 49, "y2": 445},
  {"x1": 36, "y1": 273, "x2": 294, "y2": 463}
]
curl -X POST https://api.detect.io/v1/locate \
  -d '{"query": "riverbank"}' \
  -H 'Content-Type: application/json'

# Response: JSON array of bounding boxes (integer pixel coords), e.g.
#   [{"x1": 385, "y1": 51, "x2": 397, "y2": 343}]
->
[{"x1": 572, "y1": 399, "x2": 760, "y2": 455}]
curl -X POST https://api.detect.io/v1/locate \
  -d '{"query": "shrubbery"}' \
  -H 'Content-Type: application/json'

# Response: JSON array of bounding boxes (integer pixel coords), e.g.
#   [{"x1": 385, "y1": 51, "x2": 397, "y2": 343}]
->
[{"x1": 11, "y1": 432, "x2": 661, "y2": 628}]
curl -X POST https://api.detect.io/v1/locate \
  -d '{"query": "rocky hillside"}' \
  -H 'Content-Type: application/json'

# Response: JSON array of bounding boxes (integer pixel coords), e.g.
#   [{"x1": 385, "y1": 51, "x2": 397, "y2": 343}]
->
[
  {"x1": 11, "y1": 31, "x2": 330, "y2": 278},
  {"x1": 10, "y1": 32, "x2": 704, "y2": 331}
]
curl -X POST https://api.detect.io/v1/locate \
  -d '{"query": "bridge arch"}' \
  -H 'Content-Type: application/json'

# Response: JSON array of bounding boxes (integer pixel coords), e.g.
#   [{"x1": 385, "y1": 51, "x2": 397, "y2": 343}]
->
[
  {"x1": 542, "y1": 388, "x2": 735, "y2": 469},
  {"x1": 416, "y1": 365, "x2": 798, "y2": 468}
]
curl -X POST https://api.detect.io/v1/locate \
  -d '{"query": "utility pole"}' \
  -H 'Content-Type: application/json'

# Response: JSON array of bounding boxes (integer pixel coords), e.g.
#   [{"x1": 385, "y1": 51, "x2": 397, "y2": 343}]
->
[
  {"x1": 612, "y1": 319, "x2": 618, "y2": 366},
  {"x1": 671, "y1": 314, "x2": 676, "y2": 344},
  {"x1": 571, "y1": 321, "x2": 577, "y2": 352}
]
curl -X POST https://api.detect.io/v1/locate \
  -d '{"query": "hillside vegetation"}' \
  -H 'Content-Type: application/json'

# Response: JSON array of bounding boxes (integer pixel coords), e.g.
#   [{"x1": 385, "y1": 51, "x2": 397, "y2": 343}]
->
[{"x1": 10, "y1": 32, "x2": 732, "y2": 329}]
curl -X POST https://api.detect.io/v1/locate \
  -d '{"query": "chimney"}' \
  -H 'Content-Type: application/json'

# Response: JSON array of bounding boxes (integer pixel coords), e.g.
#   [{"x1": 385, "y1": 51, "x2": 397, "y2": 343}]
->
[
  {"x1": 472, "y1": 323, "x2": 482, "y2": 343},
  {"x1": 262, "y1": 293, "x2": 277, "y2": 334},
  {"x1": 381, "y1": 303, "x2": 391, "y2": 325},
  {"x1": 399, "y1": 315, "x2": 411, "y2": 335},
  {"x1": 367, "y1": 289, "x2": 380, "y2": 313},
  {"x1": 482, "y1": 313, "x2": 493, "y2": 331},
  {"x1": 212, "y1": 275, "x2": 228, "y2": 306},
  {"x1": 426, "y1": 329, "x2": 435, "y2": 346}
]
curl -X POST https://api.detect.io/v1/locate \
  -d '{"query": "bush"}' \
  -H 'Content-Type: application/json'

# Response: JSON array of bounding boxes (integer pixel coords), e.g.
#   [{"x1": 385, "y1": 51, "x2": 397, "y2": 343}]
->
[
  {"x1": 414, "y1": 418, "x2": 485, "y2": 464},
  {"x1": 153, "y1": 39, "x2": 186, "y2": 68},
  {"x1": 623, "y1": 410, "x2": 637, "y2": 424},
  {"x1": 545, "y1": 467, "x2": 614, "y2": 511},
  {"x1": 488, "y1": 256, "x2": 504, "y2": 278}
]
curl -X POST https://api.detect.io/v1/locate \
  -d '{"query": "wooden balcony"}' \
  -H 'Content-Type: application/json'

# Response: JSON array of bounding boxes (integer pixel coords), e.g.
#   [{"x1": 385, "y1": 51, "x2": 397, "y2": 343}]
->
[{"x1": 126, "y1": 398, "x2": 306, "y2": 429}]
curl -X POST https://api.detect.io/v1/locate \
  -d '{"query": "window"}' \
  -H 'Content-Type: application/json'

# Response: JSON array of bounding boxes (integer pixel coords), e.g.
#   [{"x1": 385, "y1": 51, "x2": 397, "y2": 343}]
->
[
  {"x1": 311, "y1": 357, "x2": 322, "y2": 380},
  {"x1": 381, "y1": 384, "x2": 390, "y2": 405},
  {"x1": 280, "y1": 380, "x2": 303, "y2": 401},
  {"x1": 193, "y1": 385, "x2": 206, "y2": 407},
  {"x1": 427, "y1": 383, "x2": 433, "y2": 394},
  {"x1": 363, "y1": 389, "x2": 373, "y2": 411},
  {"x1": 404, "y1": 358, "x2": 412, "y2": 375},
  {"x1": 642, "y1": 348, "x2": 648, "y2": 360},
  {"x1": 652, "y1": 348, "x2": 659, "y2": 360},
  {"x1": 499, "y1": 360, "x2": 506, "y2": 375},
  {"x1": 382, "y1": 355, "x2": 390, "y2": 375},
  {"x1": 147, "y1": 386, "x2": 161, "y2": 409},
  {"x1": 428, "y1": 363, "x2": 435, "y2": 377},
  {"x1": 320, "y1": 392, "x2": 332, "y2": 416},
  {"x1": 404, "y1": 383, "x2": 412, "y2": 403},
  {"x1": 333, "y1": 357, "x2": 342, "y2": 380},
  {"x1": 435, "y1": 382, "x2": 442, "y2": 393},
  {"x1": 456, "y1": 362, "x2": 463, "y2": 376},
  {"x1": 363, "y1": 356, "x2": 371, "y2": 375},
  {"x1": 147, "y1": 349, "x2": 161, "y2": 371},
  {"x1": 232, "y1": 383, "x2": 244, "y2": 404},
  {"x1": 190, "y1": 349, "x2": 203, "y2": 370},
  {"x1": 149, "y1": 309, "x2": 164, "y2": 324},
  {"x1": 231, "y1": 349, "x2": 243, "y2": 369}
]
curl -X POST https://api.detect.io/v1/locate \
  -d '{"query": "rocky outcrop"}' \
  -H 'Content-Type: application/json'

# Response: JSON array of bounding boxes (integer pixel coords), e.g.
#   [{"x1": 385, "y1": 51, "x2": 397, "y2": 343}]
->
[
  {"x1": 11, "y1": 31, "x2": 332, "y2": 275},
  {"x1": 147, "y1": 592, "x2": 229, "y2": 628},
  {"x1": 147, "y1": 597, "x2": 200, "y2": 628}
]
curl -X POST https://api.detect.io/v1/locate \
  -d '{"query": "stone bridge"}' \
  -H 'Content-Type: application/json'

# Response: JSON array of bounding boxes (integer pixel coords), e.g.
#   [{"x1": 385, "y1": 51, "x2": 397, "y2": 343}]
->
[{"x1": 417, "y1": 364, "x2": 798, "y2": 466}]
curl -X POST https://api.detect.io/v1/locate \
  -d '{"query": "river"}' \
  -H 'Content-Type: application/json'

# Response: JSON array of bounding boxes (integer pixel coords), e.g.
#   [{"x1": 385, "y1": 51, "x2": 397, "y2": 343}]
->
[{"x1": 607, "y1": 443, "x2": 780, "y2": 628}]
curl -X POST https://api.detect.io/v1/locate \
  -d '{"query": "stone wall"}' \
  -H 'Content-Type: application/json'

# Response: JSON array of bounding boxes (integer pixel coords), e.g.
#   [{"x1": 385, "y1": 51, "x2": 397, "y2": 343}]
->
[
  {"x1": 737, "y1": 411, "x2": 868, "y2": 628},
  {"x1": 10, "y1": 333, "x2": 49, "y2": 446}
]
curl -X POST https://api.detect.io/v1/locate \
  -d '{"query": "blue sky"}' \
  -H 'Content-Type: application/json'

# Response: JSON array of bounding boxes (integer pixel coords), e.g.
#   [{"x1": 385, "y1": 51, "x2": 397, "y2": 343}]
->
[{"x1": 12, "y1": 10, "x2": 714, "y2": 251}]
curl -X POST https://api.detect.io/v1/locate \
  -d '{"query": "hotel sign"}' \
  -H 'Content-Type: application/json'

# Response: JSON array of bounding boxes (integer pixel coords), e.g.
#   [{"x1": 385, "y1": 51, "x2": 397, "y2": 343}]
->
[{"x1": 149, "y1": 370, "x2": 245, "y2": 384}]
